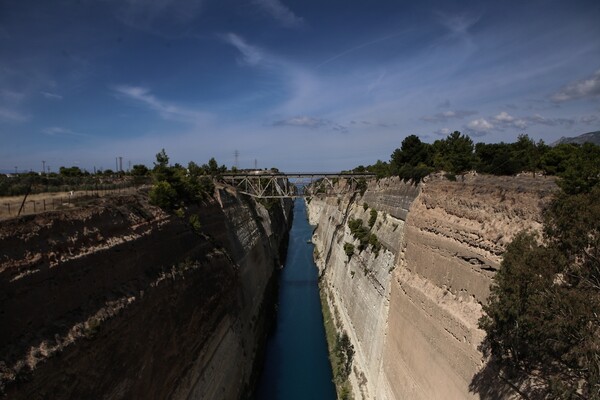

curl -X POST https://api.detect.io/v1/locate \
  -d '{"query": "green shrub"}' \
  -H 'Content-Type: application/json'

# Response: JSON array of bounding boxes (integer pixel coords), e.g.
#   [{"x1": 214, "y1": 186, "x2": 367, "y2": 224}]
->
[
  {"x1": 149, "y1": 181, "x2": 178, "y2": 210},
  {"x1": 355, "y1": 179, "x2": 367, "y2": 195},
  {"x1": 343, "y1": 242, "x2": 355, "y2": 259},
  {"x1": 368, "y1": 209, "x2": 377, "y2": 228},
  {"x1": 189, "y1": 214, "x2": 201, "y2": 233}
]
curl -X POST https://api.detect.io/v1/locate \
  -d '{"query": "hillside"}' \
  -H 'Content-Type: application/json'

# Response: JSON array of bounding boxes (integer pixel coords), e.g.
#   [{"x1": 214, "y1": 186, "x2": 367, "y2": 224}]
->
[{"x1": 552, "y1": 130, "x2": 600, "y2": 145}]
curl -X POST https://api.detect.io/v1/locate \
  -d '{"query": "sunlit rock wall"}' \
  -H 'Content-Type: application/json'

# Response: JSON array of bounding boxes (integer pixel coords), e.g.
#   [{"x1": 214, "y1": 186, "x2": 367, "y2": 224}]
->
[{"x1": 308, "y1": 174, "x2": 556, "y2": 400}]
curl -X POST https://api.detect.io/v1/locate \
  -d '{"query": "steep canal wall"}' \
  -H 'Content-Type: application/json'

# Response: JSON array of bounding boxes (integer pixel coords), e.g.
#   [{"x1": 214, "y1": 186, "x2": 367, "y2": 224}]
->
[
  {"x1": 0, "y1": 186, "x2": 292, "y2": 399},
  {"x1": 307, "y1": 174, "x2": 557, "y2": 399}
]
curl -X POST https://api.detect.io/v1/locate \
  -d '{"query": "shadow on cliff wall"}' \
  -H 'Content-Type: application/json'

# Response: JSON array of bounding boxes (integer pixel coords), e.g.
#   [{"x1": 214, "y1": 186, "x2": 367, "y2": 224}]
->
[{"x1": 470, "y1": 358, "x2": 534, "y2": 400}]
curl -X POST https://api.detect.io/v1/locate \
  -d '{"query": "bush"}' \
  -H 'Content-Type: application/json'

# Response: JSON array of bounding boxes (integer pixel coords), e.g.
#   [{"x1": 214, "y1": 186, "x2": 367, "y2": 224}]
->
[
  {"x1": 189, "y1": 214, "x2": 202, "y2": 233},
  {"x1": 343, "y1": 242, "x2": 355, "y2": 259},
  {"x1": 478, "y1": 184, "x2": 600, "y2": 398},
  {"x1": 368, "y1": 233, "x2": 381, "y2": 255},
  {"x1": 355, "y1": 179, "x2": 367, "y2": 195},
  {"x1": 368, "y1": 209, "x2": 378, "y2": 228},
  {"x1": 149, "y1": 181, "x2": 178, "y2": 210},
  {"x1": 334, "y1": 332, "x2": 355, "y2": 382}
]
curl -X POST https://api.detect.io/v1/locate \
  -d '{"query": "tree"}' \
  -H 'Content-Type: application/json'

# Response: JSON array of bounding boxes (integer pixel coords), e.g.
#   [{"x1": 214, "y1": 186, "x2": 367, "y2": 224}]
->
[
  {"x1": 148, "y1": 181, "x2": 178, "y2": 210},
  {"x1": 152, "y1": 149, "x2": 174, "y2": 184},
  {"x1": 512, "y1": 134, "x2": 539, "y2": 176},
  {"x1": 557, "y1": 143, "x2": 600, "y2": 195},
  {"x1": 439, "y1": 131, "x2": 475, "y2": 174},
  {"x1": 479, "y1": 184, "x2": 600, "y2": 398},
  {"x1": 154, "y1": 148, "x2": 169, "y2": 168},
  {"x1": 130, "y1": 164, "x2": 149, "y2": 176},
  {"x1": 475, "y1": 142, "x2": 521, "y2": 175},
  {"x1": 366, "y1": 160, "x2": 390, "y2": 179},
  {"x1": 390, "y1": 135, "x2": 433, "y2": 181},
  {"x1": 59, "y1": 166, "x2": 83, "y2": 177},
  {"x1": 540, "y1": 143, "x2": 578, "y2": 176},
  {"x1": 207, "y1": 157, "x2": 219, "y2": 175}
]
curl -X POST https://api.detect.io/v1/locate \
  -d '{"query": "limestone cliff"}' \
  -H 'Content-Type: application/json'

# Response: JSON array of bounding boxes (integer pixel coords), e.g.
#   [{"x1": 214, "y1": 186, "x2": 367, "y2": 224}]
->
[
  {"x1": 0, "y1": 186, "x2": 292, "y2": 399},
  {"x1": 307, "y1": 174, "x2": 557, "y2": 400}
]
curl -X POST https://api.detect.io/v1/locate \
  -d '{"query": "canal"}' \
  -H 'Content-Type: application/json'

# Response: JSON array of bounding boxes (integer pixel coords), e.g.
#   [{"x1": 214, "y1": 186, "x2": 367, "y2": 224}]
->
[{"x1": 254, "y1": 198, "x2": 336, "y2": 399}]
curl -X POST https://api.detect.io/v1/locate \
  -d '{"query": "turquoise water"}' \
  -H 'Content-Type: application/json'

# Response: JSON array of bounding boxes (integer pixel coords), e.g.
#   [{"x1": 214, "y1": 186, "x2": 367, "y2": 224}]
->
[{"x1": 254, "y1": 199, "x2": 336, "y2": 400}]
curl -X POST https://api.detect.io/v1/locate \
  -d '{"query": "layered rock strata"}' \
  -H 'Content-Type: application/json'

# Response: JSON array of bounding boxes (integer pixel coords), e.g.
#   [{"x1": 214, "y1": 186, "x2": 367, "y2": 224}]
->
[
  {"x1": 307, "y1": 174, "x2": 556, "y2": 400},
  {"x1": 0, "y1": 187, "x2": 292, "y2": 400}
]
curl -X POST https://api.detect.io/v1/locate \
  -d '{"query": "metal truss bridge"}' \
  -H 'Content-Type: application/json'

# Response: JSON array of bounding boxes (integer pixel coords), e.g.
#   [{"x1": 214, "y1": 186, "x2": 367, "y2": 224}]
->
[{"x1": 220, "y1": 172, "x2": 375, "y2": 198}]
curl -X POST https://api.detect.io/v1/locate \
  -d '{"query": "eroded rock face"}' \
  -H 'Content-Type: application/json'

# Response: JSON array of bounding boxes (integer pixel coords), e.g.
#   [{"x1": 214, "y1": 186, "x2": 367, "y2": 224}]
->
[
  {"x1": 0, "y1": 188, "x2": 292, "y2": 400},
  {"x1": 307, "y1": 174, "x2": 556, "y2": 400}
]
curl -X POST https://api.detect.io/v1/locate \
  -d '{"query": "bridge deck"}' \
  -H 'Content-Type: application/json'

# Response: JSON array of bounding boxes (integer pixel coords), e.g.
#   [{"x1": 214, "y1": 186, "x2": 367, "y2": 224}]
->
[{"x1": 219, "y1": 172, "x2": 375, "y2": 198}]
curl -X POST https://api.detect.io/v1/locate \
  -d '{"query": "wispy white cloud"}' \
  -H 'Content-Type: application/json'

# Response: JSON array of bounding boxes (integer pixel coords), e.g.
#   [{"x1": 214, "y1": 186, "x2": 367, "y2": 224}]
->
[
  {"x1": 580, "y1": 114, "x2": 599, "y2": 125},
  {"x1": 422, "y1": 109, "x2": 477, "y2": 122},
  {"x1": 116, "y1": 0, "x2": 205, "y2": 32},
  {"x1": 113, "y1": 85, "x2": 210, "y2": 124},
  {"x1": 552, "y1": 69, "x2": 600, "y2": 102},
  {"x1": 41, "y1": 91, "x2": 63, "y2": 100},
  {"x1": 0, "y1": 107, "x2": 29, "y2": 122},
  {"x1": 527, "y1": 113, "x2": 575, "y2": 127},
  {"x1": 316, "y1": 32, "x2": 406, "y2": 69},
  {"x1": 1, "y1": 89, "x2": 26, "y2": 103},
  {"x1": 493, "y1": 111, "x2": 527, "y2": 129},
  {"x1": 433, "y1": 127, "x2": 452, "y2": 137},
  {"x1": 222, "y1": 33, "x2": 265, "y2": 66},
  {"x1": 349, "y1": 120, "x2": 397, "y2": 128},
  {"x1": 467, "y1": 118, "x2": 494, "y2": 134},
  {"x1": 253, "y1": 0, "x2": 304, "y2": 28},
  {"x1": 436, "y1": 11, "x2": 481, "y2": 36},
  {"x1": 273, "y1": 116, "x2": 347, "y2": 133},
  {"x1": 42, "y1": 126, "x2": 89, "y2": 137},
  {"x1": 222, "y1": 33, "x2": 323, "y2": 116}
]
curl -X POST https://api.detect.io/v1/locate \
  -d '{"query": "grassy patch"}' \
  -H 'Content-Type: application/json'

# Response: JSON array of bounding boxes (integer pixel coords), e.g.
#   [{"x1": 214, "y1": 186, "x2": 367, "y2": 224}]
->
[{"x1": 319, "y1": 286, "x2": 354, "y2": 400}]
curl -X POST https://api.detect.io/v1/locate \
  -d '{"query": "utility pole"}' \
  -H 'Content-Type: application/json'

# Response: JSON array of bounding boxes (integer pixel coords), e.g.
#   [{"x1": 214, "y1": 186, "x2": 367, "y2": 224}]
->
[
  {"x1": 234, "y1": 150, "x2": 239, "y2": 169},
  {"x1": 119, "y1": 156, "x2": 123, "y2": 172},
  {"x1": 254, "y1": 159, "x2": 258, "y2": 170},
  {"x1": 42, "y1": 160, "x2": 46, "y2": 174}
]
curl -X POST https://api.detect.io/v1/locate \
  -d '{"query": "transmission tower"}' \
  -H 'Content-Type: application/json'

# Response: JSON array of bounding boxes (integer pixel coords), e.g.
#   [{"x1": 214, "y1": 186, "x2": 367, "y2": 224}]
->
[{"x1": 234, "y1": 149, "x2": 239, "y2": 169}]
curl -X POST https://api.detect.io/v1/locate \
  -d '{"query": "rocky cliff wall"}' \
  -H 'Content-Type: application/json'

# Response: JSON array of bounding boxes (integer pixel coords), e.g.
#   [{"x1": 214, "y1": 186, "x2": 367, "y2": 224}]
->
[
  {"x1": 0, "y1": 186, "x2": 292, "y2": 399},
  {"x1": 307, "y1": 174, "x2": 557, "y2": 400}
]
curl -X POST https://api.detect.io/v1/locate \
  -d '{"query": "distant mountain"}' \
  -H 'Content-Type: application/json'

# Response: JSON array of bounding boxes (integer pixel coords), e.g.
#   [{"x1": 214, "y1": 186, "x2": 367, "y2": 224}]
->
[{"x1": 552, "y1": 130, "x2": 600, "y2": 146}]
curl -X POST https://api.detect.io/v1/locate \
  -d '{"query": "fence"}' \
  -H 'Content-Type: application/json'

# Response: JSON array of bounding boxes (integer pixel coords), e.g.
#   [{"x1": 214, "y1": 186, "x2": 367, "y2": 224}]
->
[{"x1": 0, "y1": 185, "x2": 141, "y2": 220}]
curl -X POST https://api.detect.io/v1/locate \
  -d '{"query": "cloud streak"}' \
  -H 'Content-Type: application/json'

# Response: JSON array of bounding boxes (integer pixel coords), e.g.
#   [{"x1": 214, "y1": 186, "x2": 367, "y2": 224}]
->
[
  {"x1": 113, "y1": 85, "x2": 209, "y2": 124},
  {"x1": 253, "y1": 0, "x2": 304, "y2": 28},
  {"x1": 42, "y1": 126, "x2": 89, "y2": 137},
  {"x1": 552, "y1": 69, "x2": 600, "y2": 102},
  {"x1": 0, "y1": 107, "x2": 29, "y2": 122},
  {"x1": 315, "y1": 32, "x2": 406, "y2": 69},
  {"x1": 41, "y1": 91, "x2": 63, "y2": 100},
  {"x1": 273, "y1": 116, "x2": 347, "y2": 133},
  {"x1": 222, "y1": 33, "x2": 265, "y2": 66},
  {"x1": 115, "y1": 0, "x2": 205, "y2": 32},
  {"x1": 421, "y1": 109, "x2": 477, "y2": 123}
]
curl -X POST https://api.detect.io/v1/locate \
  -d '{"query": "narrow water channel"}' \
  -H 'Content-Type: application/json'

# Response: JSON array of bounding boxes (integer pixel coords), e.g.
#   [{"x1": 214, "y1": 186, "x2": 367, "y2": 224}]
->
[{"x1": 254, "y1": 198, "x2": 336, "y2": 400}]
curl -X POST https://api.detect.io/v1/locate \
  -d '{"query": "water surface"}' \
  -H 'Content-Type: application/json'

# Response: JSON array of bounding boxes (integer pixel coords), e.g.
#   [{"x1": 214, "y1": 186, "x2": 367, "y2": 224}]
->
[{"x1": 254, "y1": 199, "x2": 336, "y2": 400}]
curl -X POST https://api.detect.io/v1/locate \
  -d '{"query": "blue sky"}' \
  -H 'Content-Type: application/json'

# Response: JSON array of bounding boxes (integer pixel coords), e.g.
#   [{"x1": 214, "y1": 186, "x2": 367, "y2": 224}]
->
[{"x1": 1, "y1": 0, "x2": 599, "y2": 172}]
